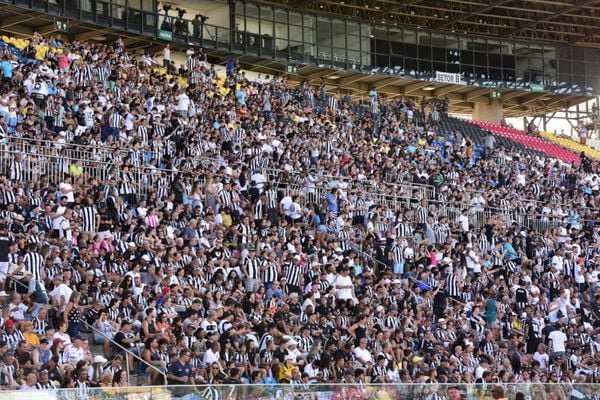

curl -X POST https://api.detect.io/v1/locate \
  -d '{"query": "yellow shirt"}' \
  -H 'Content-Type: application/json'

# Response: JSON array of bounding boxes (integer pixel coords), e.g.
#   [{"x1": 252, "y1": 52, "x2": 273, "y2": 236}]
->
[
  {"x1": 23, "y1": 330, "x2": 40, "y2": 347},
  {"x1": 277, "y1": 363, "x2": 294, "y2": 382},
  {"x1": 221, "y1": 213, "x2": 232, "y2": 228},
  {"x1": 69, "y1": 164, "x2": 83, "y2": 177}
]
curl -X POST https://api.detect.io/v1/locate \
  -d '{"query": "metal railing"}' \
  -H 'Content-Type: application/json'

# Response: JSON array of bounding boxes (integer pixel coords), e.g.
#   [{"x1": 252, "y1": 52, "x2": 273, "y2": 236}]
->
[
  {"x1": 1, "y1": 144, "x2": 595, "y2": 233},
  {"x1": 1, "y1": 136, "x2": 435, "y2": 203},
  {"x1": 6, "y1": 135, "x2": 597, "y2": 219},
  {"x1": 1, "y1": 383, "x2": 597, "y2": 398}
]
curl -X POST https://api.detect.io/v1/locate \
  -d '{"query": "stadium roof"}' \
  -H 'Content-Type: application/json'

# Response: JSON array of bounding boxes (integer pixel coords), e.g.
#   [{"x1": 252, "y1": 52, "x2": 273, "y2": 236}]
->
[
  {"x1": 235, "y1": 56, "x2": 590, "y2": 118},
  {"x1": 262, "y1": 0, "x2": 600, "y2": 48}
]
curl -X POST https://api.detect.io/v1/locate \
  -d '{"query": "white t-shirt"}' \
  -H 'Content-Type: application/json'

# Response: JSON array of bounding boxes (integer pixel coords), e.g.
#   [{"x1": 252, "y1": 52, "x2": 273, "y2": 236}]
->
[
  {"x1": 333, "y1": 274, "x2": 353, "y2": 300},
  {"x1": 7, "y1": 302, "x2": 28, "y2": 320},
  {"x1": 457, "y1": 214, "x2": 469, "y2": 232},
  {"x1": 84, "y1": 107, "x2": 94, "y2": 127},
  {"x1": 176, "y1": 93, "x2": 190, "y2": 112},
  {"x1": 200, "y1": 319, "x2": 217, "y2": 335},
  {"x1": 533, "y1": 351, "x2": 549, "y2": 370},
  {"x1": 52, "y1": 331, "x2": 72, "y2": 345},
  {"x1": 280, "y1": 196, "x2": 293, "y2": 216},
  {"x1": 59, "y1": 182, "x2": 74, "y2": 203},
  {"x1": 353, "y1": 347, "x2": 372, "y2": 364},
  {"x1": 548, "y1": 330, "x2": 567, "y2": 352},
  {"x1": 49, "y1": 283, "x2": 73, "y2": 312},
  {"x1": 203, "y1": 348, "x2": 220, "y2": 365}
]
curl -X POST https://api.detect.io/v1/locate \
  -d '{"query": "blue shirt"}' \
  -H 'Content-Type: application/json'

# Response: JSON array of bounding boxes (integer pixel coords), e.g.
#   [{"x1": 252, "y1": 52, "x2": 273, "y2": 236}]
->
[
  {"x1": 326, "y1": 193, "x2": 338, "y2": 213},
  {"x1": 167, "y1": 360, "x2": 192, "y2": 383},
  {"x1": 503, "y1": 243, "x2": 518, "y2": 260},
  {"x1": 235, "y1": 89, "x2": 247, "y2": 105},
  {"x1": 1, "y1": 61, "x2": 13, "y2": 79}
]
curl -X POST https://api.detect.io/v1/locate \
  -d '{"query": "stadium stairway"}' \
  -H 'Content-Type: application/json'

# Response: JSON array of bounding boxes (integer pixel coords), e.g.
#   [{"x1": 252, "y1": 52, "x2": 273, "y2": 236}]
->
[
  {"x1": 471, "y1": 120, "x2": 581, "y2": 164},
  {"x1": 538, "y1": 131, "x2": 600, "y2": 160}
]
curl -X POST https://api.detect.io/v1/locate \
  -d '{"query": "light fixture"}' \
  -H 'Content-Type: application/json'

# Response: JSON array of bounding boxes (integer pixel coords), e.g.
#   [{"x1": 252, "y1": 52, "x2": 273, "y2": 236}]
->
[{"x1": 423, "y1": 86, "x2": 436, "y2": 91}]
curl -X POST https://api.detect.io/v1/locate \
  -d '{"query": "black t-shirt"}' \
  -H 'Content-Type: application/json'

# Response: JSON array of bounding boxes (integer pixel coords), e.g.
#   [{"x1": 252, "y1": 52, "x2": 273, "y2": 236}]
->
[
  {"x1": 114, "y1": 331, "x2": 135, "y2": 349},
  {"x1": 0, "y1": 234, "x2": 11, "y2": 262},
  {"x1": 17, "y1": 350, "x2": 31, "y2": 365}
]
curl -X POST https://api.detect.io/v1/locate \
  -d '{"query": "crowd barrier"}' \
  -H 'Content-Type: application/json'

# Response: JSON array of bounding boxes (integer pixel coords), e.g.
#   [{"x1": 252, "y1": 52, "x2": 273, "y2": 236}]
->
[
  {"x1": 0, "y1": 137, "x2": 436, "y2": 201},
  {"x1": 0, "y1": 140, "x2": 595, "y2": 235},
  {"x1": 2, "y1": 383, "x2": 598, "y2": 400}
]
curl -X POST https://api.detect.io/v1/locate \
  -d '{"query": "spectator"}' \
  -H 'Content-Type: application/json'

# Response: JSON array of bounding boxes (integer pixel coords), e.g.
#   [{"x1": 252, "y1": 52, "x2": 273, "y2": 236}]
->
[{"x1": 0, "y1": 31, "x2": 595, "y2": 396}]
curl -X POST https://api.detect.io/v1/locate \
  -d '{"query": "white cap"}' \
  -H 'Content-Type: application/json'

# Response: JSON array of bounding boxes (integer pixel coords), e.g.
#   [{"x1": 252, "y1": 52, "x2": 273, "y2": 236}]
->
[{"x1": 94, "y1": 355, "x2": 108, "y2": 363}]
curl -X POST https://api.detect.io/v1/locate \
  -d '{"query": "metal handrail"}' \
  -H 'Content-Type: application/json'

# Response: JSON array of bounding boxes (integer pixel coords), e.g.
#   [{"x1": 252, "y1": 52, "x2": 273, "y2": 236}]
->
[
  {"x1": 6, "y1": 135, "x2": 597, "y2": 214},
  {"x1": 7, "y1": 274, "x2": 167, "y2": 384},
  {"x1": 1, "y1": 147, "x2": 596, "y2": 230},
  {"x1": 2, "y1": 137, "x2": 436, "y2": 201}
]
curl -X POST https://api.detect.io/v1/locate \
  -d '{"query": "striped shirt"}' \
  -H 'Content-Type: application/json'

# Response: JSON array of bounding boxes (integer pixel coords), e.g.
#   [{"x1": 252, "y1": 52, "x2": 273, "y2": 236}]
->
[
  {"x1": 284, "y1": 263, "x2": 303, "y2": 287},
  {"x1": 445, "y1": 274, "x2": 460, "y2": 297},
  {"x1": 24, "y1": 251, "x2": 44, "y2": 281},
  {"x1": 243, "y1": 257, "x2": 260, "y2": 280},
  {"x1": 80, "y1": 206, "x2": 98, "y2": 232},
  {"x1": 109, "y1": 112, "x2": 123, "y2": 128},
  {"x1": 261, "y1": 259, "x2": 278, "y2": 283}
]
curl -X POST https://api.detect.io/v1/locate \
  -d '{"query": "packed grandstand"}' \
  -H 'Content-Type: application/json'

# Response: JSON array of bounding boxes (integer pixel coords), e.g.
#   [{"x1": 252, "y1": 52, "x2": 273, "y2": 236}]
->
[{"x1": 0, "y1": 29, "x2": 598, "y2": 400}]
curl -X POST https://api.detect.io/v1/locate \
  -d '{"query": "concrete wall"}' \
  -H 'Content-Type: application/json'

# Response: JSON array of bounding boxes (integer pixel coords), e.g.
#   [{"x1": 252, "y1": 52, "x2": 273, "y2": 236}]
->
[{"x1": 473, "y1": 100, "x2": 503, "y2": 124}]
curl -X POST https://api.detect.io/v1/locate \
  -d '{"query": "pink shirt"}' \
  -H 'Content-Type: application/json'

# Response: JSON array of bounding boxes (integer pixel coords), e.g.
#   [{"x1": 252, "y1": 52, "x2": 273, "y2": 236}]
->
[
  {"x1": 59, "y1": 55, "x2": 70, "y2": 70},
  {"x1": 145, "y1": 214, "x2": 159, "y2": 228}
]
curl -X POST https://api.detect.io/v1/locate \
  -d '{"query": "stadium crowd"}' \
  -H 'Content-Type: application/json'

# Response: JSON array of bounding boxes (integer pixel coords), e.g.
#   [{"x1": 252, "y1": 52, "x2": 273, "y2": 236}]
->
[{"x1": 0, "y1": 31, "x2": 597, "y2": 399}]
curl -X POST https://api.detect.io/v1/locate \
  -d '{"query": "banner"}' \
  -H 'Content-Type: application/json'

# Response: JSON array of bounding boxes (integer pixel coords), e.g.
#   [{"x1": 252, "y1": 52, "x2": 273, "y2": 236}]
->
[{"x1": 435, "y1": 71, "x2": 462, "y2": 84}]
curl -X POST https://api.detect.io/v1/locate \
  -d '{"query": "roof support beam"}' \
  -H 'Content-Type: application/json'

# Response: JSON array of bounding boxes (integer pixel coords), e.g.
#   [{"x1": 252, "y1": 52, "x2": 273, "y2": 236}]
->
[
  {"x1": 1, "y1": 14, "x2": 37, "y2": 28},
  {"x1": 74, "y1": 28, "x2": 114, "y2": 41},
  {"x1": 122, "y1": 35, "x2": 149, "y2": 46},
  {"x1": 305, "y1": 69, "x2": 334, "y2": 80},
  {"x1": 370, "y1": 77, "x2": 398, "y2": 90},
  {"x1": 500, "y1": 91, "x2": 528, "y2": 102},
  {"x1": 465, "y1": 88, "x2": 490, "y2": 101},
  {"x1": 543, "y1": 95, "x2": 572, "y2": 107},
  {"x1": 338, "y1": 73, "x2": 367, "y2": 86},
  {"x1": 249, "y1": 59, "x2": 278, "y2": 71},
  {"x1": 437, "y1": 0, "x2": 513, "y2": 30},
  {"x1": 402, "y1": 81, "x2": 430, "y2": 94},
  {"x1": 519, "y1": 93, "x2": 548, "y2": 105},
  {"x1": 0, "y1": 24, "x2": 34, "y2": 37},
  {"x1": 433, "y1": 85, "x2": 461, "y2": 98},
  {"x1": 510, "y1": 0, "x2": 598, "y2": 36}
]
